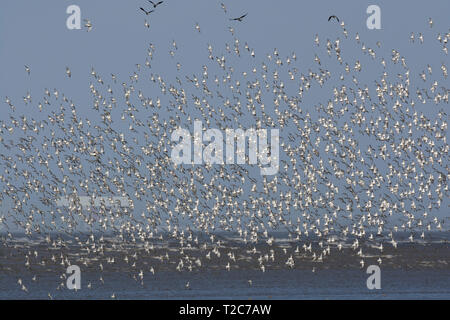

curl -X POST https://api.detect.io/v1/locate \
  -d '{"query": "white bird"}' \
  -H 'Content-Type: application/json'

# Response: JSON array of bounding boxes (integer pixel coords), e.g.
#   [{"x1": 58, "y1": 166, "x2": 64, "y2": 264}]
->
[{"x1": 84, "y1": 19, "x2": 93, "y2": 32}]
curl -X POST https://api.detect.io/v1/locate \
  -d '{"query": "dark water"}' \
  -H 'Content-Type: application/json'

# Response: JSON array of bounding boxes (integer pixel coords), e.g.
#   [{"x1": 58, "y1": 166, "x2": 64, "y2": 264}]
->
[
  {"x1": 0, "y1": 233, "x2": 449, "y2": 299},
  {"x1": 0, "y1": 268, "x2": 449, "y2": 299}
]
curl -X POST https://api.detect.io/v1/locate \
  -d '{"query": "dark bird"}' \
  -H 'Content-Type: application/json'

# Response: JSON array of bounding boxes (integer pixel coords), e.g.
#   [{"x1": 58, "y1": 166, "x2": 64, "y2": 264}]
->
[
  {"x1": 140, "y1": 7, "x2": 154, "y2": 15},
  {"x1": 328, "y1": 15, "x2": 339, "y2": 22},
  {"x1": 148, "y1": 0, "x2": 164, "y2": 8},
  {"x1": 230, "y1": 13, "x2": 248, "y2": 22}
]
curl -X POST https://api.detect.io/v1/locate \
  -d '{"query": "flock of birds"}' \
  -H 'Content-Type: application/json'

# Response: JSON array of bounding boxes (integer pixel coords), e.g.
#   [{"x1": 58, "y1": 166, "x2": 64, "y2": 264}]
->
[{"x1": 0, "y1": 3, "x2": 449, "y2": 298}]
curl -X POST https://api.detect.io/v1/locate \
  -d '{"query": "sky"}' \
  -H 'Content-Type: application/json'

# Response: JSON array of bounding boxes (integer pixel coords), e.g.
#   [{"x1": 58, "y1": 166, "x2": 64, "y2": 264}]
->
[
  {"x1": 0, "y1": 0, "x2": 448, "y2": 233},
  {"x1": 1, "y1": 0, "x2": 449, "y2": 98}
]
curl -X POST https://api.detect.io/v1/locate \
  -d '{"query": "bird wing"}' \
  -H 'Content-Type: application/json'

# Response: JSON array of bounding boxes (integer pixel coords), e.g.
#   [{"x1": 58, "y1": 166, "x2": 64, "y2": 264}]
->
[
  {"x1": 148, "y1": 0, "x2": 155, "y2": 5},
  {"x1": 328, "y1": 15, "x2": 339, "y2": 22},
  {"x1": 231, "y1": 13, "x2": 248, "y2": 21}
]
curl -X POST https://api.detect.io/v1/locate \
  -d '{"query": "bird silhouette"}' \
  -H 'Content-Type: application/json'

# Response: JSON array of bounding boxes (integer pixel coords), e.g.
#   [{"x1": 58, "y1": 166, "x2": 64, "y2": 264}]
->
[
  {"x1": 328, "y1": 15, "x2": 339, "y2": 22},
  {"x1": 148, "y1": 0, "x2": 163, "y2": 8},
  {"x1": 140, "y1": 7, "x2": 154, "y2": 15},
  {"x1": 230, "y1": 13, "x2": 248, "y2": 22}
]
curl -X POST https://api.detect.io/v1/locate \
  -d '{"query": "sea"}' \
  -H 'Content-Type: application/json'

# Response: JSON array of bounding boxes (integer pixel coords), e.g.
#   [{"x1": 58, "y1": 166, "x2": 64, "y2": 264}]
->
[{"x1": 0, "y1": 232, "x2": 449, "y2": 299}]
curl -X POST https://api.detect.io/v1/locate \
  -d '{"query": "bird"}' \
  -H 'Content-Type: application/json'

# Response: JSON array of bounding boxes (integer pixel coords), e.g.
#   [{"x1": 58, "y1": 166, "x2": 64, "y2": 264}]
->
[
  {"x1": 220, "y1": 3, "x2": 227, "y2": 14},
  {"x1": 148, "y1": 0, "x2": 163, "y2": 8},
  {"x1": 230, "y1": 13, "x2": 248, "y2": 22},
  {"x1": 83, "y1": 19, "x2": 93, "y2": 32},
  {"x1": 140, "y1": 7, "x2": 154, "y2": 15},
  {"x1": 328, "y1": 15, "x2": 339, "y2": 22}
]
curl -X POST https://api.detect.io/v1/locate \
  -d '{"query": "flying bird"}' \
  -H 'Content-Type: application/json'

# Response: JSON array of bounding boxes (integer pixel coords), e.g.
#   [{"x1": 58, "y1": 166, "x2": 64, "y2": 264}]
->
[
  {"x1": 230, "y1": 13, "x2": 248, "y2": 22},
  {"x1": 328, "y1": 15, "x2": 339, "y2": 22},
  {"x1": 148, "y1": 0, "x2": 163, "y2": 8},
  {"x1": 220, "y1": 3, "x2": 227, "y2": 14},
  {"x1": 140, "y1": 7, "x2": 154, "y2": 15},
  {"x1": 83, "y1": 19, "x2": 93, "y2": 31}
]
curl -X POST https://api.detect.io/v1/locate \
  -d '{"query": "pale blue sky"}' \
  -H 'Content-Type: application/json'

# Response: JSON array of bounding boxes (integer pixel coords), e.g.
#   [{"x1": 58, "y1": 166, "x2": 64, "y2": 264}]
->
[{"x1": 0, "y1": 0, "x2": 448, "y2": 233}]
